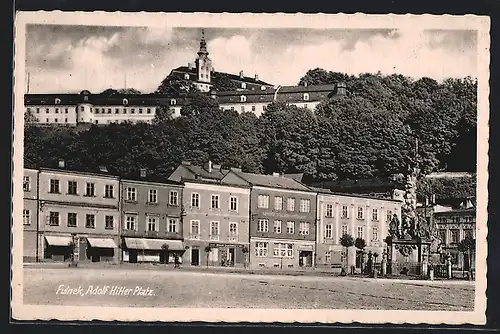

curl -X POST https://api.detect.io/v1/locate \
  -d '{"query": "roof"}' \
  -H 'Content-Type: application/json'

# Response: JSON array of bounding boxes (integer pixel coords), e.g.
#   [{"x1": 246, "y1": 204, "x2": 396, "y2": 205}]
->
[
  {"x1": 230, "y1": 170, "x2": 313, "y2": 192},
  {"x1": 310, "y1": 178, "x2": 401, "y2": 191},
  {"x1": 434, "y1": 207, "x2": 476, "y2": 215},
  {"x1": 121, "y1": 173, "x2": 183, "y2": 186},
  {"x1": 25, "y1": 92, "x2": 186, "y2": 107},
  {"x1": 24, "y1": 157, "x2": 38, "y2": 170},
  {"x1": 182, "y1": 164, "x2": 229, "y2": 181},
  {"x1": 39, "y1": 165, "x2": 120, "y2": 178},
  {"x1": 171, "y1": 66, "x2": 273, "y2": 86}
]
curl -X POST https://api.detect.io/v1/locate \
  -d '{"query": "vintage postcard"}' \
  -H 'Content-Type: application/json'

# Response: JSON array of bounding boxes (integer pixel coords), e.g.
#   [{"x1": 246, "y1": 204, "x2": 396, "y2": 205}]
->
[{"x1": 11, "y1": 12, "x2": 490, "y2": 324}]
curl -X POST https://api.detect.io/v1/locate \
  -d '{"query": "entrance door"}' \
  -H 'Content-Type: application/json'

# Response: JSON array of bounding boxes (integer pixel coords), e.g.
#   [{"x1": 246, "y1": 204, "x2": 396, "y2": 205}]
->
[
  {"x1": 191, "y1": 248, "x2": 200, "y2": 266},
  {"x1": 228, "y1": 248, "x2": 235, "y2": 266},
  {"x1": 464, "y1": 253, "x2": 470, "y2": 271},
  {"x1": 129, "y1": 250, "x2": 138, "y2": 263}
]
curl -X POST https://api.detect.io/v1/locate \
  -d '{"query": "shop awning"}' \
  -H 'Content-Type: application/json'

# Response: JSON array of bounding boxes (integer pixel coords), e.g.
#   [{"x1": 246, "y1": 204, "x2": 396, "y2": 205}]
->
[
  {"x1": 45, "y1": 235, "x2": 72, "y2": 246},
  {"x1": 124, "y1": 238, "x2": 184, "y2": 251},
  {"x1": 87, "y1": 238, "x2": 117, "y2": 249}
]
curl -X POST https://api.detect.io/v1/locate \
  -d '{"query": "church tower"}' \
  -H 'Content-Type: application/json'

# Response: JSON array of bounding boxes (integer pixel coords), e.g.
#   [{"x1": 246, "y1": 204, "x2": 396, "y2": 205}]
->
[{"x1": 195, "y1": 29, "x2": 213, "y2": 92}]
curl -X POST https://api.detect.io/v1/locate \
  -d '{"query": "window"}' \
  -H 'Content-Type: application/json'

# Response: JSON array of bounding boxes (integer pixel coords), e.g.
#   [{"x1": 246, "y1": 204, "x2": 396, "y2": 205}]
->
[
  {"x1": 257, "y1": 219, "x2": 269, "y2": 232},
  {"x1": 387, "y1": 210, "x2": 393, "y2": 222},
  {"x1": 168, "y1": 219, "x2": 178, "y2": 233},
  {"x1": 229, "y1": 222, "x2": 238, "y2": 239},
  {"x1": 450, "y1": 229, "x2": 459, "y2": 244},
  {"x1": 341, "y1": 205, "x2": 348, "y2": 218},
  {"x1": 86, "y1": 214, "x2": 95, "y2": 229},
  {"x1": 357, "y1": 207, "x2": 364, "y2": 220},
  {"x1": 64, "y1": 118, "x2": 68, "y2": 123},
  {"x1": 170, "y1": 99, "x2": 177, "y2": 105},
  {"x1": 274, "y1": 196, "x2": 283, "y2": 210},
  {"x1": 325, "y1": 251, "x2": 331, "y2": 264},
  {"x1": 104, "y1": 185, "x2": 114, "y2": 198},
  {"x1": 147, "y1": 216, "x2": 158, "y2": 232},
  {"x1": 255, "y1": 242, "x2": 268, "y2": 257},
  {"x1": 299, "y1": 222, "x2": 310, "y2": 235},
  {"x1": 184, "y1": 73, "x2": 190, "y2": 80},
  {"x1": 54, "y1": 118, "x2": 58, "y2": 123},
  {"x1": 274, "y1": 243, "x2": 293, "y2": 257},
  {"x1": 241, "y1": 82, "x2": 247, "y2": 89},
  {"x1": 372, "y1": 227, "x2": 379, "y2": 241},
  {"x1": 115, "y1": 108, "x2": 119, "y2": 114},
  {"x1": 372, "y1": 208, "x2": 379, "y2": 221},
  {"x1": 208, "y1": 248, "x2": 219, "y2": 262},
  {"x1": 300, "y1": 199, "x2": 311, "y2": 213},
  {"x1": 169, "y1": 191, "x2": 178, "y2": 206},
  {"x1": 190, "y1": 220, "x2": 200, "y2": 237},
  {"x1": 274, "y1": 220, "x2": 282, "y2": 233},
  {"x1": 147, "y1": 108, "x2": 151, "y2": 114},
  {"x1": 357, "y1": 226, "x2": 364, "y2": 239},
  {"x1": 55, "y1": 108, "x2": 59, "y2": 113},
  {"x1": 85, "y1": 182, "x2": 95, "y2": 197},
  {"x1": 325, "y1": 204, "x2": 333, "y2": 217},
  {"x1": 23, "y1": 210, "x2": 31, "y2": 225},
  {"x1": 127, "y1": 187, "x2": 137, "y2": 201},
  {"x1": 211, "y1": 194, "x2": 220, "y2": 209},
  {"x1": 230, "y1": 196, "x2": 238, "y2": 211},
  {"x1": 287, "y1": 198, "x2": 295, "y2": 211},
  {"x1": 125, "y1": 215, "x2": 137, "y2": 230},
  {"x1": 23, "y1": 176, "x2": 31, "y2": 192},
  {"x1": 439, "y1": 229, "x2": 447, "y2": 244},
  {"x1": 139, "y1": 108, "x2": 143, "y2": 114},
  {"x1": 240, "y1": 95, "x2": 247, "y2": 102},
  {"x1": 303, "y1": 93, "x2": 310, "y2": 101},
  {"x1": 49, "y1": 211, "x2": 59, "y2": 226},
  {"x1": 191, "y1": 193, "x2": 200, "y2": 208},
  {"x1": 341, "y1": 225, "x2": 348, "y2": 236},
  {"x1": 325, "y1": 224, "x2": 333, "y2": 239},
  {"x1": 464, "y1": 229, "x2": 474, "y2": 239},
  {"x1": 49, "y1": 179, "x2": 60, "y2": 193},
  {"x1": 252, "y1": 105, "x2": 256, "y2": 112},
  {"x1": 258, "y1": 195, "x2": 269, "y2": 208},
  {"x1": 210, "y1": 221, "x2": 220, "y2": 240},
  {"x1": 105, "y1": 216, "x2": 114, "y2": 229},
  {"x1": 286, "y1": 221, "x2": 295, "y2": 234},
  {"x1": 148, "y1": 189, "x2": 158, "y2": 203},
  {"x1": 67, "y1": 213, "x2": 77, "y2": 227}
]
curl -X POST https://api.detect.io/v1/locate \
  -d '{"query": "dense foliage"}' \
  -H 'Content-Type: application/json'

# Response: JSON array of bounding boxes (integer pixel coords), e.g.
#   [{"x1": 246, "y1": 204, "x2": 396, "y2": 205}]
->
[{"x1": 24, "y1": 70, "x2": 477, "y2": 194}]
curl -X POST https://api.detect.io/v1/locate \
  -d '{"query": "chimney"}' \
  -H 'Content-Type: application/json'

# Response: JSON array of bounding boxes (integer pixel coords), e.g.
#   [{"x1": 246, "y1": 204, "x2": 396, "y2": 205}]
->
[
  {"x1": 58, "y1": 159, "x2": 65, "y2": 169},
  {"x1": 255, "y1": 73, "x2": 259, "y2": 81},
  {"x1": 204, "y1": 160, "x2": 213, "y2": 173},
  {"x1": 304, "y1": 82, "x2": 308, "y2": 87},
  {"x1": 239, "y1": 70, "x2": 244, "y2": 79},
  {"x1": 140, "y1": 168, "x2": 147, "y2": 178},
  {"x1": 99, "y1": 165, "x2": 108, "y2": 173},
  {"x1": 230, "y1": 167, "x2": 242, "y2": 172},
  {"x1": 212, "y1": 164, "x2": 222, "y2": 171},
  {"x1": 181, "y1": 161, "x2": 191, "y2": 166},
  {"x1": 188, "y1": 62, "x2": 194, "y2": 70}
]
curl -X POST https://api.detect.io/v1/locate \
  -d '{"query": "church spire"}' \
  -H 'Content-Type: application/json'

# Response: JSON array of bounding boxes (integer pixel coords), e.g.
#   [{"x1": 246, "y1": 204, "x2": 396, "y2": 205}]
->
[{"x1": 198, "y1": 29, "x2": 209, "y2": 57}]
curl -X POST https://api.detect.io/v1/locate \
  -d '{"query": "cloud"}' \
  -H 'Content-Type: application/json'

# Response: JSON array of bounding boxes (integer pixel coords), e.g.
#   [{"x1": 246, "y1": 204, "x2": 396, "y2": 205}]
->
[{"x1": 24, "y1": 25, "x2": 477, "y2": 94}]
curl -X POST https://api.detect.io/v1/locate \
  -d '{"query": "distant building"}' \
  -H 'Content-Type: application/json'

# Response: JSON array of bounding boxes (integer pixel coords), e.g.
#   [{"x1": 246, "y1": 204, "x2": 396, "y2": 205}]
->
[
  {"x1": 434, "y1": 198, "x2": 476, "y2": 270},
  {"x1": 23, "y1": 162, "x2": 39, "y2": 262},
  {"x1": 37, "y1": 161, "x2": 120, "y2": 263},
  {"x1": 222, "y1": 169, "x2": 317, "y2": 269},
  {"x1": 316, "y1": 192, "x2": 402, "y2": 270},
  {"x1": 120, "y1": 169, "x2": 185, "y2": 263},
  {"x1": 169, "y1": 161, "x2": 250, "y2": 267}
]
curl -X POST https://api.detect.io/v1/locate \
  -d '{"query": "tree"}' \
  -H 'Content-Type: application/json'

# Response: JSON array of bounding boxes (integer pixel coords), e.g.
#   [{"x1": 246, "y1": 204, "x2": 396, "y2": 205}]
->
[
  {"x1": 458, "y1": 236, "x2": 476, "y2": 275},
  {"x1": 24, "y1": 108, "x2": 37, "y2": 125},
  {"x1": 212, "y1": 72, "x2": 239, "y2": 91},
  {"x1": 417, "y1": 175, "x2": 476, "y2": 205},
  {"x1": 355, "y1": 237, "x2": 367, "y2": 272},
  {"x1": 298, "y1": 68, "x2": 351, "y2": 86},
  {"x1": 339, "y1": 234, "x2": 354, "y2": 274}
]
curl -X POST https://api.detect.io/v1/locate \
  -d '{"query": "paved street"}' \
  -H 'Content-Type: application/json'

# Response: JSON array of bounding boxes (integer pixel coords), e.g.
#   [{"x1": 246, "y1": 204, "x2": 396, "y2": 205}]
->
[{"x1": 23, "y1": 267, "x2": 474, "y2": 310}]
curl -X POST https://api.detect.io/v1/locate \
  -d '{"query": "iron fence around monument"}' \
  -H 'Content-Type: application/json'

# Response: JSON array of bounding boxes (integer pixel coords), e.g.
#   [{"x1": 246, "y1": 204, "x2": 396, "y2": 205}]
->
[{"x1": 388, "y1": 261, "x2": 422, "y2": 276}]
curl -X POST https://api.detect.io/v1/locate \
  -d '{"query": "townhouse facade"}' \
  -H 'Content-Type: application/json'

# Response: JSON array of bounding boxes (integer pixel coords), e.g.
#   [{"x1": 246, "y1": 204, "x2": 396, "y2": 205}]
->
[
  {"x1": 120, "y1": 171, "x2": 185, "y2": 263},
  {"x1": 222, "y1": 170, "x2": 317, "y2": 269},
  {"x1": 434, "y1": 204, "x2": 476, "y2": 270},
  {"x1": 23, "y1": 167, "x2": 39, "y2": 262},
  {"x1": 315, "y1": 191, "x2": 402, "y2": 270},
  {"x1": 38, "y1": 164, "x2": 120, "y2": 263}
]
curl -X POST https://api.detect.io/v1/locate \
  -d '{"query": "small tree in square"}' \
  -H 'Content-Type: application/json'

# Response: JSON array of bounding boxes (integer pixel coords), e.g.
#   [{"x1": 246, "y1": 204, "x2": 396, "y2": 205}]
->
[
  {"x1": 204, "y1": 245, "x2": 212, "y2": 267},
  {"x1": 340, "y1": 234, "x2": 355, "y2": 274}
]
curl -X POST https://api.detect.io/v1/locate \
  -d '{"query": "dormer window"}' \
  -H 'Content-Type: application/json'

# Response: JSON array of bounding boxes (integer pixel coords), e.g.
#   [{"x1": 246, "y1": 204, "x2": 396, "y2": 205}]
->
[
  {"x1": 170, "y1": 99, "x2": 177, "y2": 106},
  {"x1": 184, "y1": 73, "x2": 190, "y2": 80},
  {"x1": 241, "y1": 82, "x2": 247, "y2": 89},
  {"x1": 83, "y1": 96, "x2": 89, "y2": 101},
  {"x1": 123, "y1": 98, "x2": 129, "y2": 106},
  {"x1": 261, "y1": 86, "x2": 266, "y2": 90},
  {"x1": 54, "y1": 98, "x2": 61, "y2": 104},
  {"x1": 240, "y1": 95, "x2": 247, "y2": 103},
  {"x1": 303, "y1": 93, "x2": 310, "y2": 101}
]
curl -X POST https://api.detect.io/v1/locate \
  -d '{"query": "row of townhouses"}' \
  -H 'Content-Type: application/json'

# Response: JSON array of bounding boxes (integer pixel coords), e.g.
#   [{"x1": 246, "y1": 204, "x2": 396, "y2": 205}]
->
[
  {"x1": 24, "y1": 30, "x2": 348, "y2": 126},
  {"x1": 23, "y1": 159, "x2": 403, "y2": 269}
]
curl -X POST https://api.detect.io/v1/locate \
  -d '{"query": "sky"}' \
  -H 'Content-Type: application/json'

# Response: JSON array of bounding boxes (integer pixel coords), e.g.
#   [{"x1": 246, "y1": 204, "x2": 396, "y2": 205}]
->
[{"x1": 24, "y1": 25, "x2": 478, "y2": 94}]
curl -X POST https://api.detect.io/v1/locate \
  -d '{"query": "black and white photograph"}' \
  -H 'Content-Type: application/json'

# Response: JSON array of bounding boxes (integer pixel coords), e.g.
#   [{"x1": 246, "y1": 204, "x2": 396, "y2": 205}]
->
[{"x1": 11, "y1": 12, "x2": 489, "y2": 324}]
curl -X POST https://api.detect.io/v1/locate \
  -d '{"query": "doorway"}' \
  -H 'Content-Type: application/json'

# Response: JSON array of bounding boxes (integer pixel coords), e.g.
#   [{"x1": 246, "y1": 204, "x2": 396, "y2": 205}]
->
[
  {"x1": 228, "y1": 248, "x2": 235, "y2": 266},
  {"x1": 191, "y1": 248, "x2": 199, "y2": 266},
  {"x1": 129, "y1": 250, "x2": 138, "y2": 263},
  {"x1": 299, "y1": 251, "x2": 313, "y2": 267}
]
